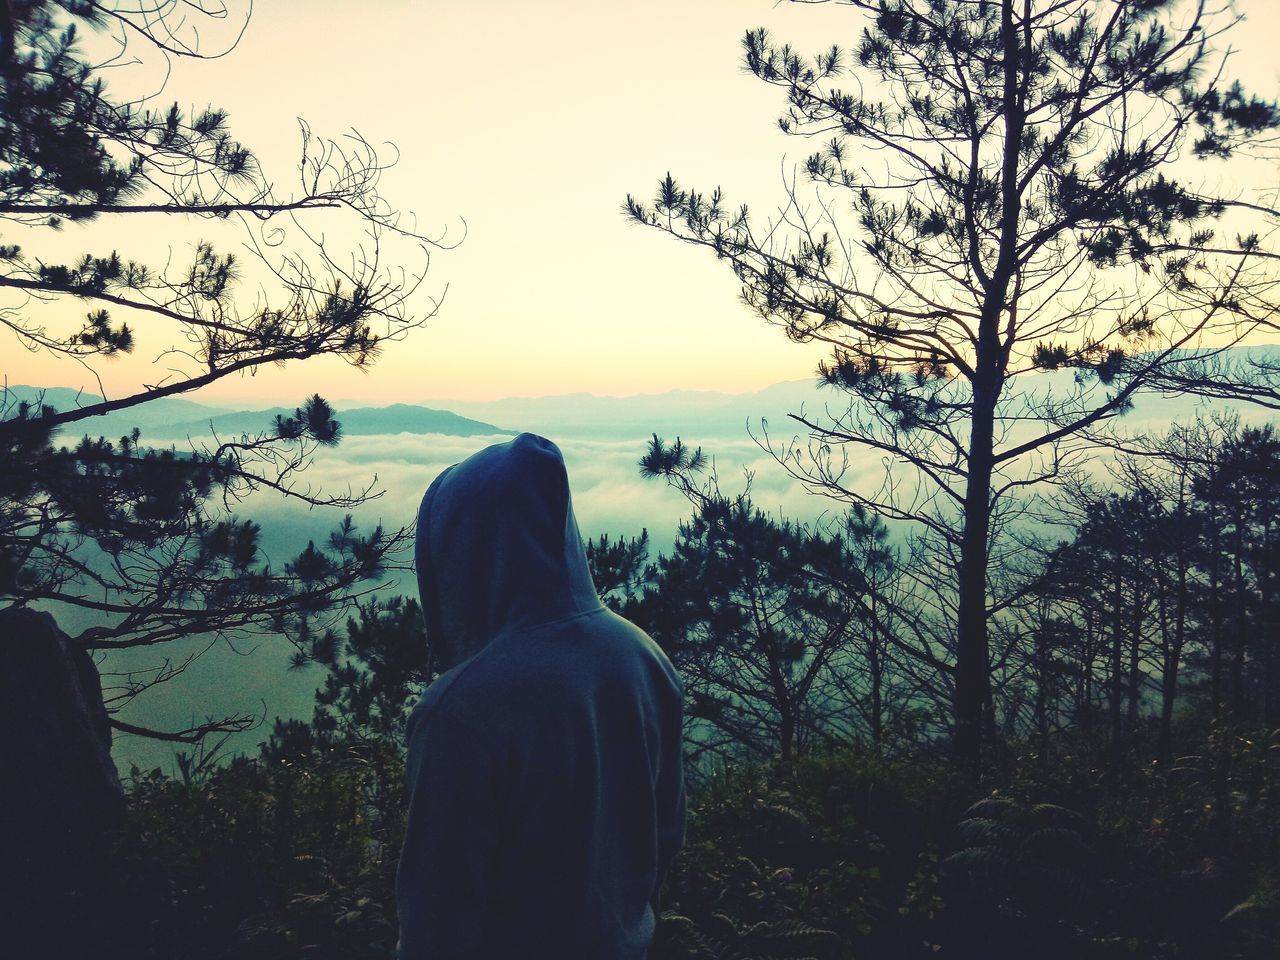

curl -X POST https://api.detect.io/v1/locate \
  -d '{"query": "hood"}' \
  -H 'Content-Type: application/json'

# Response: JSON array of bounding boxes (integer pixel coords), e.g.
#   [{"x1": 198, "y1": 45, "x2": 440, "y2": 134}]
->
[{"x1": 414, "y1": 433, "x2": 602, "y2": 672}]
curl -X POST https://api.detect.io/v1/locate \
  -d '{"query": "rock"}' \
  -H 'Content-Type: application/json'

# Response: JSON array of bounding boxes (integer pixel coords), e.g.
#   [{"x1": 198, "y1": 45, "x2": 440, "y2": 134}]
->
[{"x1": 0, "y1": 607, "x2": 125, "y2": 955}]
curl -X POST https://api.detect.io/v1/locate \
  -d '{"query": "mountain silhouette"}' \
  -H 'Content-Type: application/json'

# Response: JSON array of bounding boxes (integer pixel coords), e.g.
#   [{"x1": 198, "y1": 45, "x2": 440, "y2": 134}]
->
[{"x1": 1, "y1": 388, "x2": 511, "y2": 440}]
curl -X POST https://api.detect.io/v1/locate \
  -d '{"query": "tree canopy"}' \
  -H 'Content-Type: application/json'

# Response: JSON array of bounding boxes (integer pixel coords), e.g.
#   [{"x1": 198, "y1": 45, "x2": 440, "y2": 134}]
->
[
  {"x1": 628, "y1": 0, "x2": 1280, "y2": 763},
  {"x1": 0, "y1": 0, "x2": 444, "y2": 742}
]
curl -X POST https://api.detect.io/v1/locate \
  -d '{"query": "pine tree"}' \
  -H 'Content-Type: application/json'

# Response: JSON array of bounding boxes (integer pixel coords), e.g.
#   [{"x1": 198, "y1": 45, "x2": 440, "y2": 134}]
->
[
  {"x1": 628, "y1": 0, "x2": 1280, "y2": 764},
  {"x1": 0, "y1": 2, "x2": 445, "y2": 742}
]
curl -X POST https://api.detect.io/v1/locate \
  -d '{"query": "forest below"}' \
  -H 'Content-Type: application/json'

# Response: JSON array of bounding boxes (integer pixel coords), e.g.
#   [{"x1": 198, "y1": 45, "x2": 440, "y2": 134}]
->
[{"x1": 90, "y1": 419, "x2": 1279, "y2": 960}]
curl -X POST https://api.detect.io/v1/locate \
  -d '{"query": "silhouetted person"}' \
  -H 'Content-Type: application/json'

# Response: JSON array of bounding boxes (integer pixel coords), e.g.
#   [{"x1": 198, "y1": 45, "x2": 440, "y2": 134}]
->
[{"x1": 398, "y1": 433, "x2": 686, "y2": 959}]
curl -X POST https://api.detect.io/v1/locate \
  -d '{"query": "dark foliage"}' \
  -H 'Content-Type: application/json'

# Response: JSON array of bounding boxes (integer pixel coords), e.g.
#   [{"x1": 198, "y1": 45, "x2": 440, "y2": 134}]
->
[
  {"x1": 116, "y1": 741, "x2": 405, "y2": 960},
  {"x1": 112, "y1": 736, "x2": 1280, "y2": 959},
  {"x1": 0, "y1": 0, "x2": 442, "y2": 742}
]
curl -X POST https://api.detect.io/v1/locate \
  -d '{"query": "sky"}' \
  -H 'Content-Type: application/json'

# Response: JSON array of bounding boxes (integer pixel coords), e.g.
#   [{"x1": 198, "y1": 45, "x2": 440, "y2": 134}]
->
[{"x1": 8, "y1": 0, "x2": 1280, "y2": 405}]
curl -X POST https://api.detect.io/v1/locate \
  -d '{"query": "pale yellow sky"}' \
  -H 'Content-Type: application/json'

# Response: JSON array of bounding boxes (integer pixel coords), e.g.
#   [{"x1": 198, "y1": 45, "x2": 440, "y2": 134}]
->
[{"x1": 7, "y1": 0, "x2": 1280, "y2": 405}]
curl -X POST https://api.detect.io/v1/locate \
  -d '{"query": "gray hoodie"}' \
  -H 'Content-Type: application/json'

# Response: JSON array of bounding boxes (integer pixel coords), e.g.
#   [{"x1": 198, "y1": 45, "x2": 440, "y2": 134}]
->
[{"x1": 397, "y1": 433, "x2": 686, "y2": 959}]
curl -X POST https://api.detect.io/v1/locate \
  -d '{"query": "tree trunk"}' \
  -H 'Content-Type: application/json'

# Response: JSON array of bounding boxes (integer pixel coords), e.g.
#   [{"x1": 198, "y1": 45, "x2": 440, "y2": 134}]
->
[
  {"x1": 1158, "y1": 525, "x2": 1190, "y2": 768},
  {"x1": 778, "y1": 702, "x2": 795, "y2": 761},
  {"x1": 1231, "y1": 516, "x2": 1249, "y2": 721},
  {"x1": 1210, "y1": 544, "x2": 1225, "y2": 723},
  {"x1": 1262, "y1": 518, "x2": 1277, "y2": 724},
  {"x1": 953, "y1": 0, "x2": 1024, "y2": 768},
  {"x1": 1081, "y1": 613, "x2": 1096, "y2": 737},
  {"x1": 1110, "y1": 554, "x2": 1125, "y2": 760},
  {"x1": 868, "y1": 617, "x2": 884, "y2": 754},
  {"x1": 953, "y1": 390, "x2": 996, "y2": 767},
  {"x1": 1265, "y1": 552, "x2": 1278, "y2": 726},
  {"x1": 1127, "y1": 582, "x2": 1144, "y2": 734},
  {"x1": 1035, "y1": 628, "x2": 1050, "y2": 762}
]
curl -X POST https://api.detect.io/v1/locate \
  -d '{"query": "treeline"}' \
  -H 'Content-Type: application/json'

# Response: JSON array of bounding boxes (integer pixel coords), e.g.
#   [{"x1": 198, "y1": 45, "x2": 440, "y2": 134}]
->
[{"x1": 585, "y1": 419, "x2": 1280, "y2": 783}]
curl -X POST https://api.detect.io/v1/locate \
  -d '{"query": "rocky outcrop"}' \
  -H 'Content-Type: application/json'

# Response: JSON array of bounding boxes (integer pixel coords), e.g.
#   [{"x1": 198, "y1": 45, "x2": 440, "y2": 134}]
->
[{"x1": 0, "y1": 607, "x2": 124, "y2": 954}]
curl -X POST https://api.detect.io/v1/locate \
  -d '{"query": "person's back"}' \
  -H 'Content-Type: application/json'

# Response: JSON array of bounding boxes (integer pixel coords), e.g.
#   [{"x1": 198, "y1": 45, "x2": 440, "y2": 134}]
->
[{"x1": 397, "y1": 433, "x2": 685, "y2": 960}]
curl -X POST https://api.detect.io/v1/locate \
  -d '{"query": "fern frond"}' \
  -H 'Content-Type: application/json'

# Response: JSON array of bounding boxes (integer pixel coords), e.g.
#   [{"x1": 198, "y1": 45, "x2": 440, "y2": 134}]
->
[
  {"x1": 954, "y1": 817, "x2": 1019, "y2": 848},
  {"x1": 961, "y1": 797, "x2": 1018, "y2": 821}
]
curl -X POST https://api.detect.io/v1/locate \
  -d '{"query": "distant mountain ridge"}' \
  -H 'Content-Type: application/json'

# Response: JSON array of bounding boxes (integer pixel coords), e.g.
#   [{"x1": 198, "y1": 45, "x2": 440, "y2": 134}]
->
[
  {"x1": 164, "y1": 403, "x2": 512, "y2": 440},
  {"x1": 433, "y1": 379, "x2": 829, "y2": 439},
  {"x1": 432, "y1": 344, "x2": 1280, "y2": 439},
  {"x1": 8, "y1": 343, "x2": 1278, "y2": 443},
  {"x1": 1, "y1": 387, "x2": 511, "y2": 440},
  {"x1": 1, "y1": 386, "x2": 232, "y2": 432}
]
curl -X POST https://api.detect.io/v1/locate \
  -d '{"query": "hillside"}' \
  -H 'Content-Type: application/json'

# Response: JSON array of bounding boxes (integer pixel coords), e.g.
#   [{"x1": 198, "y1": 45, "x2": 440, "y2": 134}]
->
[
  {"x1": 1, "y1": 388, "x2": 511, "y2": 440},
  {"x1": 163, "y1": 404, "x2": 511, "y2": 440}
]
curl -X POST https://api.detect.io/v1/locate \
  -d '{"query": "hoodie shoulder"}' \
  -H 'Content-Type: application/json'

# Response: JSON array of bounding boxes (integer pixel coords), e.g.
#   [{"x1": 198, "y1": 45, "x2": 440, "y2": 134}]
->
[
  {"x1": 436, "y1": 608, "x2": 681, "y2": 715},
  {"x1": 410, "y1": 653, "x2": 491, "y2": 722}
]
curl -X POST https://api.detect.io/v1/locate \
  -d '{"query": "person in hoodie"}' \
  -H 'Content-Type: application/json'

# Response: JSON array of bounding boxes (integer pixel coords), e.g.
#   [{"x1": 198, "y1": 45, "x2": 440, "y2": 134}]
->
[{"x1": 397, "y1": 433, "x2": 686, "y2": 960}]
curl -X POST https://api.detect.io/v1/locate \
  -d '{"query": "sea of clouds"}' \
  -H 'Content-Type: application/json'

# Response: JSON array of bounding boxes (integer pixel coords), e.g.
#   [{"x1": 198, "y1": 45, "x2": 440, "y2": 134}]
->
[{"x1": 107, "y1": 427, "x2": 872, "y2": 773}]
